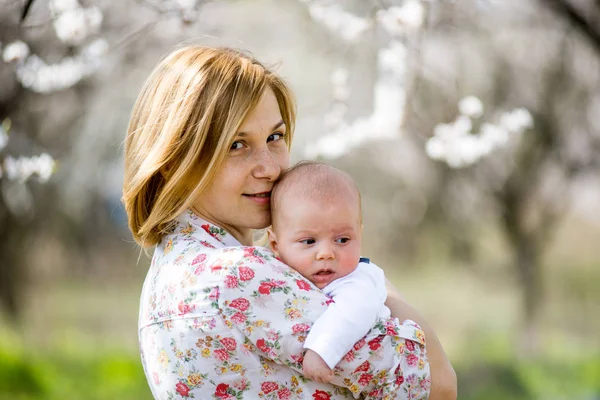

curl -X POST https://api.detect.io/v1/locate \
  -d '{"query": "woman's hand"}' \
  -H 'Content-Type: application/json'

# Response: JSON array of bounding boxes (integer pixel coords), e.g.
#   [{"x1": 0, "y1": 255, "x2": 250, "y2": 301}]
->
[{"x1": 385, "y1": 278, "x2": 458, "y2": 400}]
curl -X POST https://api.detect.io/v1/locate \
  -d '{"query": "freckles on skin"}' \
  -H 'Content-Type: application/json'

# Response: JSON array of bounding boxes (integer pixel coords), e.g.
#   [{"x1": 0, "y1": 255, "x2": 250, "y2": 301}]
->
[{"x1": 190, "y1": 88, "x2": 289, "y2": 245}]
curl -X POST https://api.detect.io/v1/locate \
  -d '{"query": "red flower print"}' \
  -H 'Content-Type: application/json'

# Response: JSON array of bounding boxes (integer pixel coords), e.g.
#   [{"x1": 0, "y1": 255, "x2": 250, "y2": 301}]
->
[
  {"x1": 194, "y1": 265, "x2": 206, "y2": 275},
  {"x1": 243, "y1": 247, "x2": 257, "y2": 258},
  {"x1": 353, "y1": 338, "x2": 366, "y2": 351},
  {"x1": 201, "y1": 224, "x2": 220, "y2": 239},
  {"x1": 208, "y1": 287, "x2": 220, "y2": 300},
  {"x1": 406, "y1": 353, "x2": 418, "y2": 367},
  {"x1": 258, "y1": 282, "x2": 274, "y2": 295},
  {"x1": 395, "y1": 374, "x2": 405, "y2": 386},
  {"x1": 225, "y1": 275, "x2": 239, "y2": 289},
  {"x1": 176, "y1": 382, "x2": 191, "y2": 397},
  {"x1": 231, "y1": 312, "x2": 247, "y2": 324},
  {"x1": 211, "y1": 265, "x2": 223, "y2": 272},
  {"x1": 220, "y1": 337, "x2": 237, "y2": 351},
  {"x1": 215, "y1": 383, "x2": 229, "y2": 398},
  {"x1": 325, "y1": 298, "x2": 335, "y2": 306},
  {"x1": 261, "y1": 381, "x2": 278, "y2": 394},
  {"x1": 368, "y1": 388, "x2": 382, "y2": 398},
  {"x1": 233, "y1": 378, "x2": 249, "y2": 390},
  {"x1": 256, "y1": 338, "x2": 270, "y2": 353},
  {"x1": 368, "y1": 336, "x2": 383, "y2": 351},
  {"x1": 178, "y1": 301, "x2": 192, "y2": 315},
  {"x1": 292, "y1": 323, "x2": 310, "y2": 333},
  {"x1": 312, "y1": 390, "x2": 331, "y2": 400},
  {"x1": 213, "y1": 349, "x2": 229, "y2": 361},
  {"x1": 296, "y1": 279, "x2": 311, "y2": 291},
  {"x1": 229, "y1": 298, "x2": 250, "y2": 312},
  {"x1": 386, "y1": 324, "x2": 398, "y2": 336},
  {"x1": 358, "y1": 373, "x2": 373, "y2": 386},
  {"x1": 343, "y1": 350, "x2": 355, "y2": 362},
  {"x1": 192, "y1": 254, "x2": 207, "y2": 265},
  {"x1": 238, "y1": 266, "x2": 255, "y2": 281},
  {"x1": 354, "y1": 361, "x2": 371, "y2": 373},
  {"x1": 405, "y1": 339, "x2": 415, "y2": 352},
  {"x1": 277, "y1": 387, "x2": 292, "y2": 399}
]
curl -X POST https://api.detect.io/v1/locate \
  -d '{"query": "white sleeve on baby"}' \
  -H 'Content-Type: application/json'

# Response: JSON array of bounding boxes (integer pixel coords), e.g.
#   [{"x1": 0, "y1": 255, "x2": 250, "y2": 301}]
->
[{"x1": 303, "y1": 262, "x2": 389, "y2": 369}]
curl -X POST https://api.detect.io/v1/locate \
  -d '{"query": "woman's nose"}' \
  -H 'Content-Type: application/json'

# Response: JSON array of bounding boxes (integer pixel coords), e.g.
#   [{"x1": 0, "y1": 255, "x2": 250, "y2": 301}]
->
[{"x1": 252, "y1": 147, "x2": 281, "y2": 181}]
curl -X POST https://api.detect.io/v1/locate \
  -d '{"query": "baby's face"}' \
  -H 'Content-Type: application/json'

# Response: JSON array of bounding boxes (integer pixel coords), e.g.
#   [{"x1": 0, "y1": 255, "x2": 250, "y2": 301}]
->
[{"x1": 270, "y1": 193, "x2": 361, "y2": 289}]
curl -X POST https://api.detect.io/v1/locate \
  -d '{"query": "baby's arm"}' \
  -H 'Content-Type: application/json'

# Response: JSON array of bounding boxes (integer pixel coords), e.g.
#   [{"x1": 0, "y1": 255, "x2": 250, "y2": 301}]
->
[{"x1": 303, "y1": 263, "x2": 386, "y2": 374}]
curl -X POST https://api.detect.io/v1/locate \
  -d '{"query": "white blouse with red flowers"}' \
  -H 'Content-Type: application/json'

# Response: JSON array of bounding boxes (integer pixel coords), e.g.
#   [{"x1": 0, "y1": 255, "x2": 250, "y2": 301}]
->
[{"x1": 138, "y1": 210, "x2": 431, "y2": 399}]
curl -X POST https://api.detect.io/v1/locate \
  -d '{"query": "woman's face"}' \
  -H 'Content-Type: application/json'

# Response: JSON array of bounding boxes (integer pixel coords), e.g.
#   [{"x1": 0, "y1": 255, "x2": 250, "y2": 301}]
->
[{"x1": 192, "y1": 88, "x2": 290, "y2": 245}]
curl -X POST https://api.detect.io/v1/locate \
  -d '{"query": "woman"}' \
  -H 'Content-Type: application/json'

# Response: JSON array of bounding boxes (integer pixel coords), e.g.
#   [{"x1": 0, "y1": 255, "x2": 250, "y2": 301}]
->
[{"x1": 122, "y1": 45, "x2": 456, "y2": 399}]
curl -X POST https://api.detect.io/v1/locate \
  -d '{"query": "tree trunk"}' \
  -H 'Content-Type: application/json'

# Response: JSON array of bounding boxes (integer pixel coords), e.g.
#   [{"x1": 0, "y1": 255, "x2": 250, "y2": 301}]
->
[{"x1": 515, "y1": 234, "x2": 542, "y2": 357}]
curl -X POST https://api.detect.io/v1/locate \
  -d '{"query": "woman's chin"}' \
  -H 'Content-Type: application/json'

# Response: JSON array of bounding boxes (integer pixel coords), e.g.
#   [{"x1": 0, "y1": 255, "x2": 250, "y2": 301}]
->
[{"x1": 249, "y1": 213, "x2": 271, "y2": 229}]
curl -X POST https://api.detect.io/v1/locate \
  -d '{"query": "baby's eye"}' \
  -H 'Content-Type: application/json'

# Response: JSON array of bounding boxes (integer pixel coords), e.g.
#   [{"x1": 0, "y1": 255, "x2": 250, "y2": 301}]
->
[
  {"x1": 300, "y1": 238, "x2": 316, "y2": 245},
  {"x1": 230, "y1": 141, "x2": 244, "y2": 150},
  {"x1": 267, "y1": 132, "x2": 285, "y2": 142},
  {"x1": 335, "y1": 237, "x2": 350, "y2": 244}
]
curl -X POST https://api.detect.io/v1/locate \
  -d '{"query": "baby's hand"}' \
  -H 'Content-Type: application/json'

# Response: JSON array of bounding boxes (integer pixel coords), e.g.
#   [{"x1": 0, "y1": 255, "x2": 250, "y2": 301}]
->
[{"x1": 302, "y1": 349, "x2": 333, "y2": 383}]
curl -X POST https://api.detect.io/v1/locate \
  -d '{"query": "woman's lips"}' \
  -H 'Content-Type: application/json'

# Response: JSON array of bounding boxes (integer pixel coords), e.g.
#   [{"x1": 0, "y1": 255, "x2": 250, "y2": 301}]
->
[{"x1": 243, "y1": 192, "x2": 270, "y2": 205}]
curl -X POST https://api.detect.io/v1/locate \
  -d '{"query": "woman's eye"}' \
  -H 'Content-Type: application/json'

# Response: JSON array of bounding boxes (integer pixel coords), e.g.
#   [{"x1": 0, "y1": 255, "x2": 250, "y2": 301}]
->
[
  {"x1": 335, "y1": 237, "x2": 350, "y2": 244},
  {"x1": 300, "y1": 238, "x2": 315, "y2": 245},
  {"x1": 267, "y1": 132, "x2": 285, "y2": 142},
  {"x1": 230, "y1": 141, "x2": 244, "y2": 150}
]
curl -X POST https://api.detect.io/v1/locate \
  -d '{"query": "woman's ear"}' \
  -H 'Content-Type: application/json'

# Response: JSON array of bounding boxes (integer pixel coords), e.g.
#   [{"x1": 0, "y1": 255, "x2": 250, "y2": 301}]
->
[{"x1": 266, "y1": 228, "x2": 279, "y2": 256}]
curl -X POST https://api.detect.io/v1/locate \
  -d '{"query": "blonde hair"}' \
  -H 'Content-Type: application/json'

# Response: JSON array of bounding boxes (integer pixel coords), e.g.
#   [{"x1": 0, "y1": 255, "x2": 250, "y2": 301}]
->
[{"x1": 122, "y1": 46, "x2": 296, "y2": 248}]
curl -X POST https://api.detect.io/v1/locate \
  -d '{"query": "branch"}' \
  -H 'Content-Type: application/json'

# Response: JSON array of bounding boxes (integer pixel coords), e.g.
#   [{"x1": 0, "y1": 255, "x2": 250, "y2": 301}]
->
[
  {"x1": 541, "y1": 0, "x2": 600, "y2": 55},
  {"x1": 20, "y1": 0, "x2": 35, "y2": 23}
]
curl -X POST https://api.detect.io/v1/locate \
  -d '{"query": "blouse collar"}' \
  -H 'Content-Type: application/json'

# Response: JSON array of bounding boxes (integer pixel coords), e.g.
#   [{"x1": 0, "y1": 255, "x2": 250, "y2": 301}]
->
[{"x1": 176, "y1": 209, "x2": 243, "y2": 248}]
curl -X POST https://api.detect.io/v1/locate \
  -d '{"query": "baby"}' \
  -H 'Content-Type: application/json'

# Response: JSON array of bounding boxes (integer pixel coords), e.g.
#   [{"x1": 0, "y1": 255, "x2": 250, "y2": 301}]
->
[{"x1": 268, "y1": 161, "x2": 391, "y2": 383}]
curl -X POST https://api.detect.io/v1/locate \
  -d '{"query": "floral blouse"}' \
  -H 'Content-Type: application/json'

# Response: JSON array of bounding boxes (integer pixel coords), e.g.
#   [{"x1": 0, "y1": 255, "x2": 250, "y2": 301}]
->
[{"x1": 138, "y1": 210, "x2": 431, "y2": 400}]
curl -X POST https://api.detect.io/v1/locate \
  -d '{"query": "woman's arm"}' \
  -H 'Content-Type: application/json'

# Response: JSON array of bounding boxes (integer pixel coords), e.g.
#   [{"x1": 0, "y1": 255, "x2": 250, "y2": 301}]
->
[
  {"x1": 385, "y1": 278, "x2": 458, "y2": 400},
  {"x1": 217, "y1": 247, "x2": 431, "y2": 399}
]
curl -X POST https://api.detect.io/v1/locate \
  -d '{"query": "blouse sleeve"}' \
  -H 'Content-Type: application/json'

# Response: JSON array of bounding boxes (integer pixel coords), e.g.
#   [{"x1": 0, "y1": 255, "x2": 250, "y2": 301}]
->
[
  {"x1": 304, "y1": 276, "x2": 381, "y2": 369},
  {"x1": 215, "y1": 247, "x2": 431, "y2": 399}
]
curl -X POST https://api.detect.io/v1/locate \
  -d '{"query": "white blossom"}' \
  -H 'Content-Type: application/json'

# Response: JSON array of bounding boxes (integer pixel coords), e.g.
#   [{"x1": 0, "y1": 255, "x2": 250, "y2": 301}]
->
[
  {"x1": 459, "y1": 96, "x2": 484, "y2": 118},
  {"x1": 0, "y1": 127, "x2": 7, "y2": 151},
  {"x1": 307, "y1": 3, "x2": 370, "y2": 42},
  {"x1": 2, "y1": 40, "x2": 30, "y2": 63},
  {"x1": 378, "y1": 0, "x2": 425, "y2": 36},
  {"x1": 427, "y1": 99, "x2": 534, "y2": 168},
  {"x1": 378, "y1": 40, "x2": 407, "y2": 75},
  {"x1": 500, "y1": 107, "x2": 534, "y2": 132},
  {"x1": 174, "y1": 0, "x2": 197, "y2": 10},
  {"x1": 306, "y1": 41, "x2": 406, "y2": 159},
  {"x1": 481, "y1": 123, "x2": 509, "y2": 147},
  {"x1": 53, "y1": 6, "x2": 103, "y2": 46},
  {"x1": 1, "y1": 154, "x2": 56, "y2": 183},
  {"x1": 15, "y1": 49, "x2": 104, "y2": 93},
  {"x1": 331, "y1": 68, "x2": 349, "y2": 87}
]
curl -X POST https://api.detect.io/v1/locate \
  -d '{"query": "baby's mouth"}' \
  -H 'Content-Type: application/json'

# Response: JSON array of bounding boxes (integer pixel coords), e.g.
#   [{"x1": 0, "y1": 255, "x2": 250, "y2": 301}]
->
[{"x1": 315, "y1": 269, "x2": 334, "y2": 276}]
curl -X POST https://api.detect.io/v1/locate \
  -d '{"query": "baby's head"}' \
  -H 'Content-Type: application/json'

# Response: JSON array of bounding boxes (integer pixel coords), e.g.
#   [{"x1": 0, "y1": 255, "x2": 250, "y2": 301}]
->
[{"x1": 268, "y1": 161, "x2": 362, "y2": 289}]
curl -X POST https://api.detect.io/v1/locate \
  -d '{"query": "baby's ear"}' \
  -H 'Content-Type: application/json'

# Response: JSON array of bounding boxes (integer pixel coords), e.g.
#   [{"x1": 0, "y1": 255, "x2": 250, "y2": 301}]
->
[{"x1": 266, "y1": 228, "x2": 279, "y2": 255}]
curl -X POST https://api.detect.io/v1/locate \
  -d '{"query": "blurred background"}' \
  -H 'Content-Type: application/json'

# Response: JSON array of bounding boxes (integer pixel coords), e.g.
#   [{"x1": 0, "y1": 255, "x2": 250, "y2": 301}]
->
[{"x1": 1, "y1": 0, "x2": 599, "y2": 399}]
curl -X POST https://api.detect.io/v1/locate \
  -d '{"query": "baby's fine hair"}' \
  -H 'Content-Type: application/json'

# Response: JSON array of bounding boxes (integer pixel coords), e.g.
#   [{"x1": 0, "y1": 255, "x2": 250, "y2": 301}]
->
[{"x1": 270, "y1": 161, "x2": 362, "y2": 229}]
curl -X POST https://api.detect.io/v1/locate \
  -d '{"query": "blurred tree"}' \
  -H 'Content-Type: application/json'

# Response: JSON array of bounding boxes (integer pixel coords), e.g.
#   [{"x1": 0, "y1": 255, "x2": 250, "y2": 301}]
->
[
  {"x1": 299, "y1": 0, "x2": 600, "y2": 354},
  {"x1": 0, "y1": 0, "x2": 204, "y2": 321}
]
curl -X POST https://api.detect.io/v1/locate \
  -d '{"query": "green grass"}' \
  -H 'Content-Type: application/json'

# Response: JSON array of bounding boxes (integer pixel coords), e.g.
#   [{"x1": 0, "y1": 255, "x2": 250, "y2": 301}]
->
[
  {"x1": 0, "y1": 331, "x2": 151, "y2": 400},
  {"x1": 1, "y1": 328, "x2": 598, "y2": 400}
]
